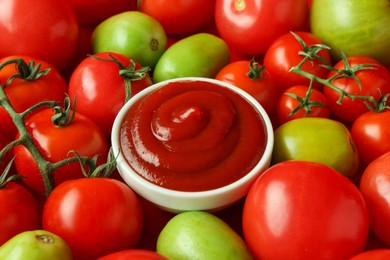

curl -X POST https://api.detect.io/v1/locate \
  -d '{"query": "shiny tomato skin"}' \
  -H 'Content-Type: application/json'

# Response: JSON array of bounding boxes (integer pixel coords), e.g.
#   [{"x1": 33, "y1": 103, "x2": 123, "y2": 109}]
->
[
  {"x1": 13, "y1": 108, "x2": 109, "y2": 196},
  {"x1": 323, "y1": 56, "x2": 390, "y2": 123},
  {"x1": 42, "y1": 178, "x2": 143, "y2": 260},
  {"x1": 98, "y1": 249, "x2": 169, "y2": 260},
  {"x1": 351, "y1": 110, "x2": 390, "y2": 166},
  {"x1": 215, "y1": 59, "x2": 279, "y2": 115},
  {"x1": 0, "y1": 55, "x2": 68, "y2": 141},
  {"x1": 350, "y1": 249, "x2": 390, "y2": 260},
  {"x1": 0, "y1": 181, "x2": 41, "y2": 246},
  {"x1": 0, "y1": 0, "x2": 79, "y2": 70},
  {"x1": 243, "y1": 160, "x2": 369, "y2": 259},
  {"x1": 65, "y1": 0, "x2": 137, "y2": 24},
  {"x1": 215, "y1": 0, "x2": 308, "y2": 56},
  {"x1": 276, "y1": 85, "x2": 330, "y2": 126},
  {"x1": 68, "y1": 52, "x2": 153, "y2": 137},
  {"x1": 263, "y1": 31, "x2": 332, "y2": 91},
  {"x1": 360, "y1": 152, "x2": 390, "y2": 246},
  {"x1": 140, "y1": 0, "x2": 215, "y2": 35}
]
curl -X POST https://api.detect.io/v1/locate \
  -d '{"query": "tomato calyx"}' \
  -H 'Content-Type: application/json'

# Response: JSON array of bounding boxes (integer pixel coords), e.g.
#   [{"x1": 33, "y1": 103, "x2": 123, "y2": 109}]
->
[
  {"x1": 0, "y1": 58, "x2": 51, "y2": 88},
  {"x1": 246, "y1": 58, "x2": 265, "y2": 80},
  {"x1": 0, "y1": 157, "x2": 23, "y2": 189},
  {"x1": 51, "y1": 96, "x2": 75, "y2": 127},
  {"x1": 88, "y1": 53, "x2": 151, "y2": 102},
  {"x1": 291, "y1": 31, "x2": 331, "y2": 66}
]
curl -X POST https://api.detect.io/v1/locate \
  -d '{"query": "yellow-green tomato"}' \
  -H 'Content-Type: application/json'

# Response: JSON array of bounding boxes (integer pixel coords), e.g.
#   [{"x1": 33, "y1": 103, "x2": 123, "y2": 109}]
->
[
  {"x1": 91, "y1": 11, "x2": 167, "y2": 68},
  {"x1": 157, "y1": 211, "x2": 253, "y2": 260},
  {"x1": 272, "y1": 117, "x2": 359, "y2": 179},
  {"x1": 152, "y1": 33, "x2": 230, "y2": 83},
  {"x1": 0, "y1": 230, "x2": 72, "y2": 260}
]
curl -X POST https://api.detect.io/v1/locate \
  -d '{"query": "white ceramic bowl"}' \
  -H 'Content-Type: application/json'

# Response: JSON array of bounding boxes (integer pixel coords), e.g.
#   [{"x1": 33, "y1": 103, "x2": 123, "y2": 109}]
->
[{"x1": 111, "y1": 77, "x2": 274, "y2": 213}]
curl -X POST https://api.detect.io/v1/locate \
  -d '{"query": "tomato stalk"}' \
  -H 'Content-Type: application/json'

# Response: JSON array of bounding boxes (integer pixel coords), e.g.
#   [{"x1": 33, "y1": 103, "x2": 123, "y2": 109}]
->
[{"x1": 289, "y1": 33, "x2": 388, "y2": 114}]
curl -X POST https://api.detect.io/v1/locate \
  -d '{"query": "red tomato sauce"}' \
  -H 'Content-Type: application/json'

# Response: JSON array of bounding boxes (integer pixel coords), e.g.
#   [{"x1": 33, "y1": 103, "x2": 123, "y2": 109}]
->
[{"x1": 119, "y1": 80, "x2": 268, "y2": 191}]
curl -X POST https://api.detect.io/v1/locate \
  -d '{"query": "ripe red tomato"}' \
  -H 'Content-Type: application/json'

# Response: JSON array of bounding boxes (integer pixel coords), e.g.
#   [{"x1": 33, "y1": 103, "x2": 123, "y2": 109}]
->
[
  {"x1": 13, "y1": 108, "x2": 109, "y2": 196},
  {"x1": 351, "y1": 110, "x2": 390, "y2": 165},
  {"x1": 0, "y1": 181, "x2": 41, "y2": 246},
  {"x1": 98, "y1": 249, "x2": 169, "y2": 260},
  {"x1": 42, "y1": 178, "x2": 143, "y2": 260},
  {"x1": 263, "y1": 31, "x2": 332, "y2": 91},
  {"x1": 140, "y1": 0, "x2": 216, "y2": 35},
  {"x1": 360, "y1": 151, "x2": 390, "y2": 246},
  {"x1": 276, "y1": 85, "x2": 330, "y2": 126},
  {"x1": 0, "y1": 56, "x2": 68, "y2": 141},
  {"x1": 68, "y1": 52, "x2": 153, "y2": 137},
  {"x1": 214, "y1": 0, "x2": 308, "y2": 55},
  {"x1": 323, "y1": 56, "x2": 390, "y2": 123},
  {"x1": 243, "y1": 160, "x2": 369, "y2": 259},
  {"x1": 0, "y1": 0, "x2": 79, "y2": 70},
  {"x1": 64, "y1": 0, "x2": 137, "y2": 24},
  {"x1": 350, "y1": 249, "x2": 390, "y2": 260},
  {"x1": 214, "y1": 59, "x2": 279, "y2": 115}
]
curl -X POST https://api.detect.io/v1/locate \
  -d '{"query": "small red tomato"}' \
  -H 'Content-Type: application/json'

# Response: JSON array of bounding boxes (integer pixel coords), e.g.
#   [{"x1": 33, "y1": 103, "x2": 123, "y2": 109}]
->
[
  {"x1": 98, "y1": 249, "x2": 169, "y2": 260},
  {"x1": 276, "y1": 85, "x2": 330, "y2": 126},
  {"x1": 42, "y1": 178, "x2": 143, "y2": 260}
]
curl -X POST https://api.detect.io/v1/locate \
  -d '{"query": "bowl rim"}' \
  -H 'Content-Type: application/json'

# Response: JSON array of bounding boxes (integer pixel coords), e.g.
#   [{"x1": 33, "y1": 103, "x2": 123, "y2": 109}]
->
[{"x1": 111, "y1": 77, "x2": 274, "y2": 208}]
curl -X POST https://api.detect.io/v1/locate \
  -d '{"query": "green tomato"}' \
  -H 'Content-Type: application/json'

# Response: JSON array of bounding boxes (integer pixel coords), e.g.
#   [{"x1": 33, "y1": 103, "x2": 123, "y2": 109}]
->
[
  {"x1": 156, "y1": 211, "x2": 253, "y2": 260},
  {"x1": 310, "y1": 0, "x2": 390, "y2": 65},
  {"x1": 272, "y1": 118, "x2": 359, "y2": 179},
  {"x1": 152, "y1": 33, "x2": 230, "y2": 83},
  {"x1": 92, "y1": 11, "x2": 167, "y2": 68},
  {"x1": 0, "y1": 230, "x2": 72, "y2": 260}
]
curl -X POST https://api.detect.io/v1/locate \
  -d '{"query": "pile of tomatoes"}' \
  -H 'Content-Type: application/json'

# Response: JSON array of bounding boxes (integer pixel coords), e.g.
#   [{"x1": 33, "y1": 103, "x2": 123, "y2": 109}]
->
[{"x1": 1, "y1": 0, "x2": 390, "y2": 259}]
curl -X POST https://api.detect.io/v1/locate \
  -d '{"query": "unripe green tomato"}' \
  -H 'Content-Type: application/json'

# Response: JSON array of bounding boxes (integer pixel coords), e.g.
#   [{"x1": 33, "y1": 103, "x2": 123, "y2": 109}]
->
[
  {"x1": 92, "y1": 11, "x2": 167, "y2": 68},
  {"x1": 152, "y1": 33, "x2": 230, "y2": 83},
  {"x1": 0, "y1": 230, "x2": 72, "y2": 260},
  {"x1": 272, "y1": 117, "x2": 359, "y2": 179}
]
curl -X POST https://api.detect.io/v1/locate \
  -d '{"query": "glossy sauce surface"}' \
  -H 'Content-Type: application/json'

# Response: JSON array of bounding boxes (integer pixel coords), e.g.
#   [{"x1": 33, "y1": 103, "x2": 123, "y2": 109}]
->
[{"x1": 120, "y1": 80, "x2": 267, "y2": 191}]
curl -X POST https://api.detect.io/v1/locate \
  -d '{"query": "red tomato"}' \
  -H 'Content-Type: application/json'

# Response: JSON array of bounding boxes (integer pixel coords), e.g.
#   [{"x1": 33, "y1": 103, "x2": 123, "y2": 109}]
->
[
  {"x1": 323, "y1": 56, "x2": 390, "y2": 123},
  {"x1": 360, "y1": 152, "x2": 390, "y2": 246},
  {"x1": 0, "y1": 56, "x2": 68, "y2": 141},
  {"x1": 215, "y1": 59, "x2": 279, "y2": 115},
  {"x1": 65, "y1": 0, "x2": 137, "y2": 24},
  {"x1": 243, "y1": 160, "x2": 369, "y2": 259},
  {"x1": 13, "y1": 108, "x2": 109, "y2": 196},
  {"x1": 139, "y1": 0, "x2": 215, "y2": 35},
  {"x1": 263, "y1": 31, "x2": 332, "y2": 91},
  {"x1": 42, "y1": 178, "x2": 143, "y2": 260},
  {"x1": 0, "y1": 0, "x2": 79, "y2": 70},
  {"x1": 68, "y1": 52, "x2": 153, "y2": 137},
  {"x1": 276, "y1": 85, "x2": 330, "y2": 126},
  {"x1": 351, "y1": 110, "x2": 390, "y2": 165},
  {"x1": 0, "y1": 181, "x2": 41, "y2": 246},
  {"x1": 214, "y1": 0, "x2": 308, "y2": 56},
  {"x1": 98, "y1": 249, "x2": 169, "y2": 260},
  {"x1": 350, "y1": 249, "x2": 390, "y2": 260}
]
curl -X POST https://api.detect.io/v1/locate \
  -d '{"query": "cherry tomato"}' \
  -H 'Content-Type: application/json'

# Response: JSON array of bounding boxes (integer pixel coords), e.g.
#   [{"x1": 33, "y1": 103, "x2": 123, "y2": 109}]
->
[
  {"x1": 42, "y1": 178, "x2": 143, "y2": 260},
  {"x1": 0, "y1": 56, "x2": 68, "y2": 141},
  {"x1": 68, "y1": 52, "x2": 153, "y2": 137},
  {"x1": 139, "y1": 0, "x2": 216, "y2": 35},
  {"x1": 243, "y1": 160, "x2": 369, "y2": 259},
  {"x1": 323, "y1": 56, "x2": 390, "y2": 123},
  {"x1": 276, "y1": 85, "x2": 330, "y2": 126},
  {"x1": 0, "y1": 181, "x2": 41, "y2": 246},
  {"x1": 350, "y1": 249, "x2": 390, "y2": 260},
  {"x1": 263, "y1": 31, "x2": 332, "y2": 91},
  {"x1": 0, "y1": 0, "x2": 79, "y2": 70},
  {"x1": 214, "y1": 0, "x2": 308, "y2": 56},
  {"x1": 13, "y1": 108, "x2": 109, "y2": 196},
  {"x1": 351, "y1": 110, "x2": 390, "y2": 166},
  {"x1": 215, "y1": 59, "x2": 279, "y2": 115},
  {"x1": 65, "y1": 0, "x2": 137, "y2": 24},
  {"x1": 98, "y1": 249, "x2": 169, "y2": 260},
  {"x1": 360, "y1": 151, "x2": 390, "y2": 246}
]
